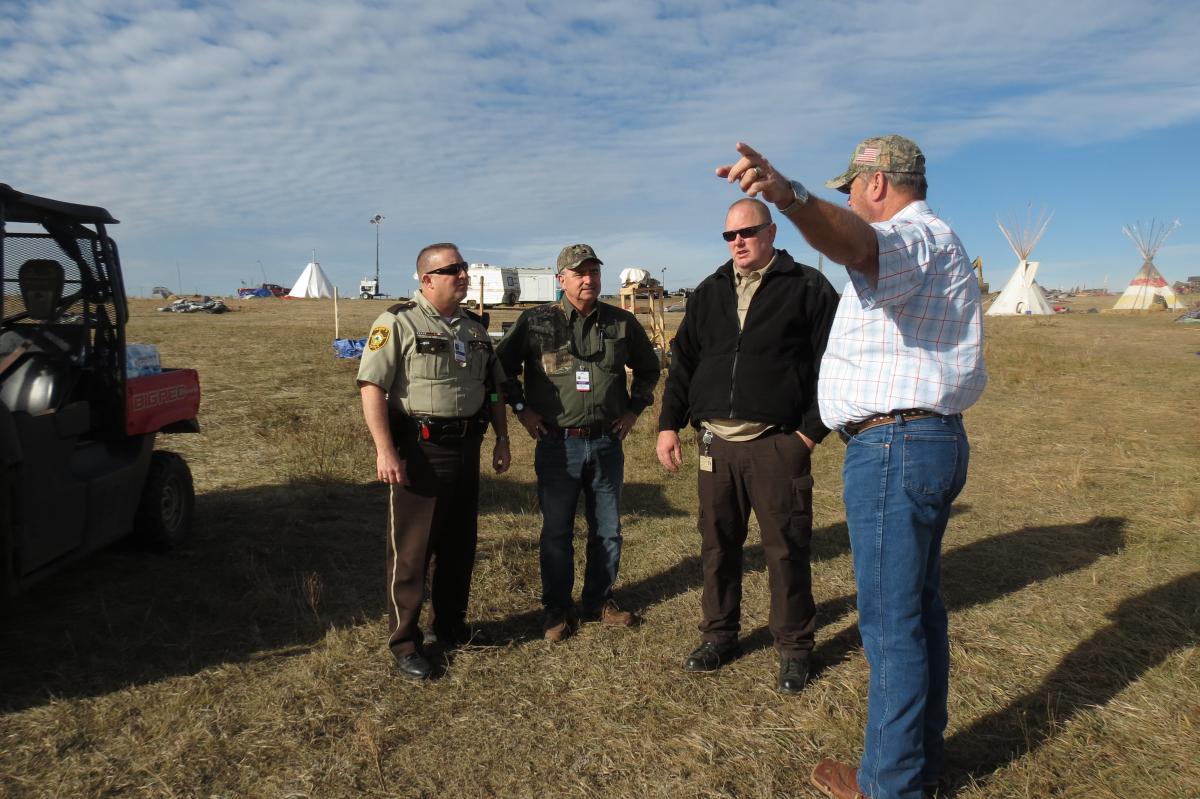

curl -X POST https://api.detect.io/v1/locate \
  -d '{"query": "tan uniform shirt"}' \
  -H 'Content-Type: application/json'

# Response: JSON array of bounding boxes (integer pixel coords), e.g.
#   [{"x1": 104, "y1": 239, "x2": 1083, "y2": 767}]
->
[
  {"x1": 704, "y1": 253, "x2": 778, "y2": 442},
  {"x1": 356, "y1": 292, "x2": 505, "y2": 419}
]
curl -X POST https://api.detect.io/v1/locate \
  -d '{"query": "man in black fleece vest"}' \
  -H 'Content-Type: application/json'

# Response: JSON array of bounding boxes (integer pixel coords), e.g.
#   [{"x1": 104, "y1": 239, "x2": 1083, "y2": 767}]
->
[{"x1": 656, "y1": 198, "x2": 838, "y2": 693}]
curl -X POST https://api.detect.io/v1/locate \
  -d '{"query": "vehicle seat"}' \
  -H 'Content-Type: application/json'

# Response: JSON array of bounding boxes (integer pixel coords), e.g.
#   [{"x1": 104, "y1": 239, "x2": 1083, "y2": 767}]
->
[
  {"x1": 0, "y1": 351, "x2": 73, "y2": 414},
  {"x1": 1, "y1": 258, "x2": 87, "y2": 414},
  {"x1": 18, "y1": 258, "x2": 65, "y2": 321}
]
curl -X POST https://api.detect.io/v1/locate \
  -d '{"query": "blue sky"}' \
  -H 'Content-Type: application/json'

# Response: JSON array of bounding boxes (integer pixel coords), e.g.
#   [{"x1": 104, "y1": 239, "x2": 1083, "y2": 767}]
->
[{"x1": 3, "y1": 0, "x2": 1198, "y2": 297}]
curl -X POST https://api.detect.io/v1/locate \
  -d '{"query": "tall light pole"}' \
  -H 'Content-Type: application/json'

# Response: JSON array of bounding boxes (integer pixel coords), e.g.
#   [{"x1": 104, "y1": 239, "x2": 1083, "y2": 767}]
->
[
  {"x1": 370, "y1": 214, "x2": 385, "y2": 287},
  {"x1": 661, "y1": 267, "x2": 667, "y2": 293}
]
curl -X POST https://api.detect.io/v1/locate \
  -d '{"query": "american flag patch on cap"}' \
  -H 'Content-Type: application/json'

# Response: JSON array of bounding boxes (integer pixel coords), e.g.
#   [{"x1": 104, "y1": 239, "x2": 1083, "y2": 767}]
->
[{"x1": 854, "y1": 146, "x2": 880, "y2": 164}]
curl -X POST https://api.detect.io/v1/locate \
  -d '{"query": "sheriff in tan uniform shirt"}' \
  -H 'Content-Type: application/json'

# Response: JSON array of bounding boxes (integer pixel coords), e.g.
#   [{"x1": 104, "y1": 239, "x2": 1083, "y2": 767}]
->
[
  {"x1": 358, "y1": 291, "x2": 506, "y2": 420},
  {"x1": 356, "y1": 243, "x2": 509, "y2": 681}
]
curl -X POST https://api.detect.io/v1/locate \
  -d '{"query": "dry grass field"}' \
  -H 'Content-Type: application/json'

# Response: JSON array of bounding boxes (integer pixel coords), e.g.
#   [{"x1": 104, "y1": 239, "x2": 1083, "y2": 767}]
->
[{"x1": 1, "y1": 294, "x2": 1197, "y2": 798}]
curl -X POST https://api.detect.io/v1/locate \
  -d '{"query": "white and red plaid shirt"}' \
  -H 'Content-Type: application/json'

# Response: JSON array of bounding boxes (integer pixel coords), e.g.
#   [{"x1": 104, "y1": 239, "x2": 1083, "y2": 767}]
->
[{"x1": 818, "y1": 200, "x2": 987, "y2": 430}]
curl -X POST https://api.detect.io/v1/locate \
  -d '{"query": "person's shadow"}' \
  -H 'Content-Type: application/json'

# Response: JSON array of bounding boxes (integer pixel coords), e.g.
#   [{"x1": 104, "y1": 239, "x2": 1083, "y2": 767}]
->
[
  {"x1": 736, "y1": 516, "x2": 1129, "y2": 669},
  {"x1": 945, "y1": 569, "x2": 1198, "y2": 791},
  {"x1": 477, "y1": 511, "x2": 858, "y2": 645}
]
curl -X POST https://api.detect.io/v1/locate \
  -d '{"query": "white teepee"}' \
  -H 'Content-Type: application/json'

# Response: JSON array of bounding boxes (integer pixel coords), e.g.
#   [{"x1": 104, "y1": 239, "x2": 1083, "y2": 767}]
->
[
  {"x1": 986, "y1": 206, "x2": 1054, "y2": 316},
  {"x1": 1112, "y1": 220, "x2": 1184, "y2": 311},
  {"x1": 287, "y1": 258, "x2": 334, "y2": 298}
]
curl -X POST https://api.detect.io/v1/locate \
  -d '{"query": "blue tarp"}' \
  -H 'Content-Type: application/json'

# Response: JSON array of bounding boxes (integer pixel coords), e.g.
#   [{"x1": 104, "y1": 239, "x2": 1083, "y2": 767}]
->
[{"x1": 333, "y1": 338, "x2": 367, "y2": 359}]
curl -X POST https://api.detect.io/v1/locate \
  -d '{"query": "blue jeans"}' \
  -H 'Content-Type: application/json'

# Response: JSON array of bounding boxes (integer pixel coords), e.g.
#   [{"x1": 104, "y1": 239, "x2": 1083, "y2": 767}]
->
[
  {"x1": 843, "y1": 414, "x2": 969, "y2": 799},
  {"x1": 534, "y1": 433, "x2": 624, "y2": 611}
]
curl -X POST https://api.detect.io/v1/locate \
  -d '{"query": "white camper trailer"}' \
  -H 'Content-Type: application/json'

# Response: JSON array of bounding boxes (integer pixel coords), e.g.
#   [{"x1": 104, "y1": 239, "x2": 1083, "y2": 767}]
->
[
  {"x1": 516, "y1": 268, "x2": 558, "y2": 304},
  {"x1": 465, "y1": 264, "x2": 520, "y2": 308}
]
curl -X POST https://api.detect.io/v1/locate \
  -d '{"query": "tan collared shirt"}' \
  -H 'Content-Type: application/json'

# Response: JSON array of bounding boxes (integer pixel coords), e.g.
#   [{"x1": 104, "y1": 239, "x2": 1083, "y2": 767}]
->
[{"x1": 356, "y1": 292, "x2": 505, "y2": 419}]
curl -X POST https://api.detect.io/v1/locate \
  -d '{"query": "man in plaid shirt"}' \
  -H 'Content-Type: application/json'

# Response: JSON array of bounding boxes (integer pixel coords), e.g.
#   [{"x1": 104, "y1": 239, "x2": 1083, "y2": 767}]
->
[{"x1": 718, "y1": 136, "x2": 986, "y2": 799}]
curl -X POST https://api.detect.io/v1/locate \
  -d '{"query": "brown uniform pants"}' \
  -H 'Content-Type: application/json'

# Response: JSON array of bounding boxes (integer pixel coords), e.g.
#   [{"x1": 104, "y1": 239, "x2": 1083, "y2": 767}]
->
[
  {"x1": 696, "y1": 430, "x2": 816, "y2": 658},
  {"x1": 386, "y1": 433, "x2": 482, "y2": 660}
]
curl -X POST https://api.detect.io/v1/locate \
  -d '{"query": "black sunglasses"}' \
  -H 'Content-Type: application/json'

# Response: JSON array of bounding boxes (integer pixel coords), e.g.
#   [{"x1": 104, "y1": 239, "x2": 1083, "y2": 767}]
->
[
  {"x1": 722, "y1": 222, "x2": 771, "y2": 242},
  {"x1": 426, "y1": 261, "x2": 469, "y2": 276}
]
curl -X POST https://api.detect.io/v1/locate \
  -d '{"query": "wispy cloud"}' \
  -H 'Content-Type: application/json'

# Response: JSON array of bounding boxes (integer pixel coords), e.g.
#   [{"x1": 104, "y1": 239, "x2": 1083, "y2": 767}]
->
[{"x1": 2, "y1": 0, "x2": 1198, "y2": 293}]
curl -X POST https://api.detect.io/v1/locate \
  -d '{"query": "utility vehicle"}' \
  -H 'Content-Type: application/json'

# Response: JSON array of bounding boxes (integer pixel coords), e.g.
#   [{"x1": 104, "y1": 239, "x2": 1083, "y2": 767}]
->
[{"x1": 0, "y1": 184, "x2": 201, "y2": 595}]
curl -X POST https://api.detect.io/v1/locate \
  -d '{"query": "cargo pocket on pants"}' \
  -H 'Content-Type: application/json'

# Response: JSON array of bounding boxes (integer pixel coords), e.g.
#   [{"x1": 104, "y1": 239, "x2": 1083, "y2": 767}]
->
[{"x1": 790, "y1": 473, "x2": 814, "y2": 545}]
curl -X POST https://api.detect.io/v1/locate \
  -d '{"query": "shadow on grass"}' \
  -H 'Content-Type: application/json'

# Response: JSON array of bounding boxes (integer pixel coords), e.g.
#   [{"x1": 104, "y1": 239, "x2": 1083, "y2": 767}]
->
[
  {"x1": 479, "y1": 508, "x2": 865, "y2": 646},
  {"x1": 949, "y1": 569, "x2": 1198, "y2": 791},
  {"x1": 0, "y1": 479, "x2": 386, "y2": 713},
  {"x1": 0, "y1": 472, "x2": 852, "y2": 709},
  {"x1": 478, "y1": 475, "x2": 686, "y2": 518},
  {"x1": 0, "y1": 474, "x2": 849, "y2": 709},
  {"x1": 794, "y1": 515, "x2": 1128, "y2": 674}
]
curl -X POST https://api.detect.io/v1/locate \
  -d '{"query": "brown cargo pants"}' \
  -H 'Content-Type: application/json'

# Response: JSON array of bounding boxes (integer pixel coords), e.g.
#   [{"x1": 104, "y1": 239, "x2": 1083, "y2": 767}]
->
[
  {"x1": 385, "y1": 432, "x2": 482, "y2": 660},
  {"x1": 696, "y1": 429, "x2": 816, "y2": 658}
]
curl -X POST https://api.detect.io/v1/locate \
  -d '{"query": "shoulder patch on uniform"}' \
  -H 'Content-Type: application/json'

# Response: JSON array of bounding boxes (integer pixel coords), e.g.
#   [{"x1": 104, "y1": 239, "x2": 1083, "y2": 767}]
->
[
  {"x1": 367, "y1": 326, "x2": 390, "y2": 351},
  {"x1": 387, "y1": 301, "x2": 416, "y2": 313}
]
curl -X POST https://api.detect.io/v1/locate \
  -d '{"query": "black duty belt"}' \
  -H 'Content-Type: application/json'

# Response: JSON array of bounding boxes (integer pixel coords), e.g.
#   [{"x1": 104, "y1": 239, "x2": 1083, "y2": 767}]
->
[
  {"x1": 407, "y1": 416, "x2": 487, "y2": 443},
  {"x1": 841, "y1": 409, "x2": 944, "y2": 437}
]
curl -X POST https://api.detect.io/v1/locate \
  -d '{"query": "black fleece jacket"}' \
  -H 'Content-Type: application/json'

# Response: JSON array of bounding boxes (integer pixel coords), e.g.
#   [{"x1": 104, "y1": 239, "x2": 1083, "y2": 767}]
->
[{"x1": 657, "y1": 249, "x2": 839, "y2": 443}]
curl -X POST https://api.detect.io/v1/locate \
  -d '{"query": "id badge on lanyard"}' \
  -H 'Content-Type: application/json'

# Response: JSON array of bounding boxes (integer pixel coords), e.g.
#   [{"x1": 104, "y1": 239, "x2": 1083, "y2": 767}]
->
[{"x1": 576, "y1": 369, "x2": 591, "y2": 392}]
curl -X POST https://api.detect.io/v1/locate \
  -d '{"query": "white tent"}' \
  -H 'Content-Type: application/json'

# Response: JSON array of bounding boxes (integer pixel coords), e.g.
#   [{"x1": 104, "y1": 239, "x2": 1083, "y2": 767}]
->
[
  {"x1": 287, "y1": 261, "x2": 334, "y2": 298},
  {"x1": 987, "y1": 207, "x2": 1054, "y2": 316},
  {"x1": 1112, "y1": 220, "x2": 1184, "y2": 311}
]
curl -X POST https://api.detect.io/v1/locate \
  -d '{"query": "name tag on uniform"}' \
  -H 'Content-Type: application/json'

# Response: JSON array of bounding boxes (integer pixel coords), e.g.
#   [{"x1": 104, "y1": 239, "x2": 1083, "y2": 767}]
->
[
  {"x1": 416, "y1": 333, "x2": 449, "y2": 353},
  {"x1": 575, "y1": 369, "x2": 591, "y2": 392},
  {"x1": 453, "y1": 339, "x2": 468, "y2": 365},
  {"x1": 699, "y1": 455, "x2": 714, "y2": 472}
]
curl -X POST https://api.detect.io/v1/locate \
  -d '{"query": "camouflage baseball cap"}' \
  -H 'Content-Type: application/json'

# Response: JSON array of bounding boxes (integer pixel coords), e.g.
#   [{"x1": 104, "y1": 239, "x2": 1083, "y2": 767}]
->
[
  {"x1": 825, "y1": 134, "x2": 925, "y2": 193},
  {"x1": 556, "y1": 243, "x2": 603, "y2": 273}
]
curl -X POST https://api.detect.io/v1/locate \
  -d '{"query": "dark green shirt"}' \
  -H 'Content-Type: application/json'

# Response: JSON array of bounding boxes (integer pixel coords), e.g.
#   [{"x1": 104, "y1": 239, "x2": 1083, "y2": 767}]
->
[{"x1": 496, "y1": 298, "x2": 661, "y2": 427}]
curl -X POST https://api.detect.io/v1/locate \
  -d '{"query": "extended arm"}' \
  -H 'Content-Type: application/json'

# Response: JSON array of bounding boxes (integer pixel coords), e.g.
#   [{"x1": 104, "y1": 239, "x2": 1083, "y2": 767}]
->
[{"x1": 718, "y1": 141, "x2": 881, "y2": 286}]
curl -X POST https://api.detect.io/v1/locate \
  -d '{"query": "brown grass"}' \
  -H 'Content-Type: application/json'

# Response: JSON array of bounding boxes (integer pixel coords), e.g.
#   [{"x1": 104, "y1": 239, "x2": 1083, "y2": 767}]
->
[{"x1": 1, "y1": 295, "x2": 1197, "y2": 798}]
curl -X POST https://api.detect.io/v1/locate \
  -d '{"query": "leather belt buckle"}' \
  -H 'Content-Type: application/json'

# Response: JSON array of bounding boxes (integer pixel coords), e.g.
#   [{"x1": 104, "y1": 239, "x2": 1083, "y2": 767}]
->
[
  {"x1": 562, "y1": 423, "x2": 605, "y2": 439},
  {"x1": 842, "y1": 409, "x2": 943, "y2": 438}
]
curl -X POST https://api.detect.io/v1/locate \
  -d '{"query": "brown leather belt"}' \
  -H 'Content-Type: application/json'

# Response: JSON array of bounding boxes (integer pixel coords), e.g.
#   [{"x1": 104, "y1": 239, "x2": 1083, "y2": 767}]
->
[
  {"x1": 841, "y1": 409, "x2": 943, "y2": 437},
  {"x1": 552, "y1": 423, "x2": 608, "y2": 439}
]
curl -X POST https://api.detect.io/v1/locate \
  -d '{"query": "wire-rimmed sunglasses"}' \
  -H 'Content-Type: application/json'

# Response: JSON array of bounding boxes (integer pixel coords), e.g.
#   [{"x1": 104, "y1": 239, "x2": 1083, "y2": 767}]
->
[{"x1": 721, "y1": 222, "x2": 771, "y2": 242}]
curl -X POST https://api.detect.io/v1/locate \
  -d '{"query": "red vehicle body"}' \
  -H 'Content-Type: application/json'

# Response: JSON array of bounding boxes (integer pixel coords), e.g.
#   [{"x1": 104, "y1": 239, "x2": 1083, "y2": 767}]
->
[{"x1": 237, "y1": 283, "x2": 287, "y2": 298}]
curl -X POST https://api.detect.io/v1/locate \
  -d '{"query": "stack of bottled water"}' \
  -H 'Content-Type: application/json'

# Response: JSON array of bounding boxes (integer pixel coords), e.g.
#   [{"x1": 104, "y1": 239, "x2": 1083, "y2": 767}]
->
[{"x1": 125, "y1": 343, "x2": 162, "y2": 378}]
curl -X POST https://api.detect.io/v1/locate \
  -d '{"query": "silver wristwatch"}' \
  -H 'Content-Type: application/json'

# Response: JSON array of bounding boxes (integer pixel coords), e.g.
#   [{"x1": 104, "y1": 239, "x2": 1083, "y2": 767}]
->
[{"x1": 778, "y1": 179, "x2": 810, "y2": 215}]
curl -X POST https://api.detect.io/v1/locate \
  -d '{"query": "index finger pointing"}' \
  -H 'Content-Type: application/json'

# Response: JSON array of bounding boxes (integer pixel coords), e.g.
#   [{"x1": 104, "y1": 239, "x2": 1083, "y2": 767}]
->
[
  {"x1": 725, "y1": 142, "x2": 766, "y2": 183},
  {"x1": 735, "y1": 141, "x2": 764, "y2": 161}
]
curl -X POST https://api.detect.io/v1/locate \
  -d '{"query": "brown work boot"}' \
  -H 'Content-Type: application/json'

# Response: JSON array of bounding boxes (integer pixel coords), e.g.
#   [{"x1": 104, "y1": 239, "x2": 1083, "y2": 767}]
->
[
  {"x1": 810, "y1": 759, "x2": 866, "y2": 799},
  {"x1": 542, "y1": 607, "x2": 574, "y2": 642},
  {"x1": 583, "y1": 598, "x2": 639, "y2": 627}
]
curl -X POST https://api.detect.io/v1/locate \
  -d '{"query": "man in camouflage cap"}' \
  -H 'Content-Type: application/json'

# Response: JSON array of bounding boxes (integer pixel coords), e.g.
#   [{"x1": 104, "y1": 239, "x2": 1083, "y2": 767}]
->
[
  {"x1": 357, "y1": 242, "x2": 511, "y2": 681},
  {"x1": 497, "y1": 243, "x2": 660, "y2": 642},
  {"x1": 717, "y1": 137, "x2": 986, "y2": 799},
  {"x1": 824, "y1": 134, "x2": 926, "y2": 192}
]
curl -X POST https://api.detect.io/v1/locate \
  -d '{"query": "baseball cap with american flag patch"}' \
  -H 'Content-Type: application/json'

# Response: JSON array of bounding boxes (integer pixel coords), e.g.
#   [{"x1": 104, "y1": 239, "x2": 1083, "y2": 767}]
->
[{"x1": 825, "y1": 134, "x2": 925, "y2": 193}]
